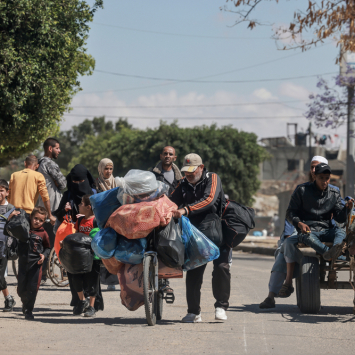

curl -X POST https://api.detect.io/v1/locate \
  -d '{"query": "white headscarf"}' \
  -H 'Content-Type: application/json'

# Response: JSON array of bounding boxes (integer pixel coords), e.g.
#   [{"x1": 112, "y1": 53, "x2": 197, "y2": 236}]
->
[
  {"x1": 97, "y1": 158, "x2": 117, "y2": 191},
  {"x1": 312, "y1": 156, "x2": 328, "y2": 165}
]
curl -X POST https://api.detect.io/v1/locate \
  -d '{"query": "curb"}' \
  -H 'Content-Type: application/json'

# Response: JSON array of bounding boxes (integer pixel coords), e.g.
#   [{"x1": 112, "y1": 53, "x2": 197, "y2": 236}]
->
[{"x1": 233, "y1": 244, "x2": 276, "y2": 256}]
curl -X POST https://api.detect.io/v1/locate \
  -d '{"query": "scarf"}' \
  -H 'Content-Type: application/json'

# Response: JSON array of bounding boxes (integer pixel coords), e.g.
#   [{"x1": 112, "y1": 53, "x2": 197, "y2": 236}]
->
[
  {"x1": 67, "y1": 164, "x2": 95, "y2": 206},
  {"x1": 97, "y1": 158, "x2": 117, "y2": 191}
]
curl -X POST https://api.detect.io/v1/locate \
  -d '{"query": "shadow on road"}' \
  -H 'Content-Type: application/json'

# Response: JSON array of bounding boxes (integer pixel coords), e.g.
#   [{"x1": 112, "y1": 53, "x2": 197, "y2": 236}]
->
[{"x1": 229, "y1": 304, "x2": 355, "y2": 324}]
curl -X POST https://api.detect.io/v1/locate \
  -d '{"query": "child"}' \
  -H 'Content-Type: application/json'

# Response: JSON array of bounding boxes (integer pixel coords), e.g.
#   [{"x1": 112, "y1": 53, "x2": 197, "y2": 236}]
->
[
  {"x1": 0, "y1": 179, "x2": 16, "y2": 312},
  {"x1": 65, "y1": 194, "x2": 103, "y2": 317},
  {"x1": 7, "y1": 206, "x2": 50, "y2": 320}
]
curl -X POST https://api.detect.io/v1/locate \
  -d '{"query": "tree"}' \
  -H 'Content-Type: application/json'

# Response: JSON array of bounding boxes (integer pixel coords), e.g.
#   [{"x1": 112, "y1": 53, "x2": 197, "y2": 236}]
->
[
  {"x1": 64, "y1": 121, "x2": 268, "y2": 205},
  {"x1": 0, "y1": 0, "x2": 103, "y2": 166},
  {"x1": 224, "y1": 1, "x2": 355, "y2": 57}
]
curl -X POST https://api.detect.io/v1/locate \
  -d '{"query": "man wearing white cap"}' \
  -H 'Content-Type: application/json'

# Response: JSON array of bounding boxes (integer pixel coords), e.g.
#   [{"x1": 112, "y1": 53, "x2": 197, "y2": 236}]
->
[
  {"x1": 260, "y1": 156, "x2": 351, "y2": 309},
  {"x1": 170, "y1": 153, "x2": 230, "y2": 323}
]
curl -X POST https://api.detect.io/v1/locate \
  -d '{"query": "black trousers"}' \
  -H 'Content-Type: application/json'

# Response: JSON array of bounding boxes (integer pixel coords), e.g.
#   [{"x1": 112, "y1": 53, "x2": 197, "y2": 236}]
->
[
  {"x1": 0, "y1": 256, "x2": 7, "y2": 291},
  {"x1": 17, "y1": 263, "x2": 42, "y2": 312},
  {"x1": 186, "y1": 244, "x2": 232, "y2": 315},
  {"x1": 67, "y1": 260, "x2": 104, "y2": 311},
  {"x1": 41, "y1": 222, "x2": 55, "y2": 281}
]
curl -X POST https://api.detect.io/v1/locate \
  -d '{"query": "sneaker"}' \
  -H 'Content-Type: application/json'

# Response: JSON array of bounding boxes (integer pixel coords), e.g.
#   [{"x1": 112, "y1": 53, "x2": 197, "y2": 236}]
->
[
  {"x1": 215, "y1": 307, "x2": 227, "y2": 320},
  {"x1": 107, "y1": 285, "x2": 116, "y2": 291},
  {"x1": 323, "y1": 244, "x2": 343, "y2": 261},
  {"x1": 40, "y1": 279, "x2": 47, "y2": 286},
  {"x1": 84, "y1": 306, "x2": 96, "y2": 317},
  {"x1": 181, "y1": 313, "x2": 202, "y2": 323},
  {"x1": 3, "y1": 296, "x2": 16, "y2": 312},
  {"x1": 73, "y1": 300, "x2": 89, "y2": 316},
  {"x1": 25, "y1": 311, "x2": 34, "y2": 320}
]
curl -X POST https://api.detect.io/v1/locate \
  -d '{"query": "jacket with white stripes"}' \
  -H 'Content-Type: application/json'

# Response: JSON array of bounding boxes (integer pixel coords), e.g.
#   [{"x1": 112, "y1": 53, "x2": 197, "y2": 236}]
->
[{"x1": 169, "y1": 168, "x2": 226, "y2": 226}]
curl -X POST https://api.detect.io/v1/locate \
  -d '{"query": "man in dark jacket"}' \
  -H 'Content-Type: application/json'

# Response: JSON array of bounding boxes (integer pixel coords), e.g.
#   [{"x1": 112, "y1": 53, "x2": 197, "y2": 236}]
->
[
  {"x1": 277, "y1": 163, "x2": 353, "y2": 298},
  {"x1": 170, "y1": 153, "x2": 230, "y2": 323},
  {"x1": 149, "y1": 146, "x2": 183, "y2": 195}
]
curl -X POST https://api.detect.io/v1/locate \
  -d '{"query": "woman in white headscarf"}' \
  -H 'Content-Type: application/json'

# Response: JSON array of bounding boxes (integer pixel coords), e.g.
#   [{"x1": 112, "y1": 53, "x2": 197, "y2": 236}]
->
[
  {"x1": 96, "y1": 158, "x2": 118, "y2": 192},
  {"x1": 95, "y1": 158, "x2": 120, "y2": 290}
]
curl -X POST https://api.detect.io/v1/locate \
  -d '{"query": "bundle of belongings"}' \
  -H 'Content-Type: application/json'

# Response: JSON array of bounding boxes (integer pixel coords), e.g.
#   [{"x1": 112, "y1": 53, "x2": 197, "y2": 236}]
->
[{"x1": 88, "y1": 170, "x2": 221, "y2": 311}]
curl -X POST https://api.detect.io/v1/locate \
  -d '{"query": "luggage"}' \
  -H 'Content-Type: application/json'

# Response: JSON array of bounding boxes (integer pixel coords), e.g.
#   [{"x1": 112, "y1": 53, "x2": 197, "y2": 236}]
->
[
  {"x1": 106, "y1": 195, "x2": 177, "y2": 239},
  {"x1": 59, "y1": 233, "x2": 93, "y2": 274},
  {"x1": 54, "y1": 215, "x2": 76, "y2": 261},
  {"x1": 117, "y1": 263, "x2": 144, "y2": 311},
  {"x1": 114, "y1": 236, "x2": 147, "y2": 265},
  {"x1": 222, "y1": 200, "x2": 255, "y2": 248},
  {"x1": 102, "y1": 257, "x2": 124, "y2": 275},
  {"x1": 0, "y1": 207, "x2": 16, "y2": 259},
  {"x1": 4, "y1": 209, "x2": 30, "y2": 243},
  {"x1": 91, "y1": 227, "x2": 119, "y2": 259},
  {"x1": 155, "y1": 219, "x2": 185, "y2": 268},
  {"x1": 179, "y1": 216, "x2": 220, "y2": 271},
  {"x1": 89, "y1": 187, "x2": 121, "y2": 229}
]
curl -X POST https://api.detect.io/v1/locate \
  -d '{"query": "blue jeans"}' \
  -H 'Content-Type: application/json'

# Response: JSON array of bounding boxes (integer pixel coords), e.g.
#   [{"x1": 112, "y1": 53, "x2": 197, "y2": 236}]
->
[{"x1": 298, "y1": 227, "x2": 346, "y2": 255}]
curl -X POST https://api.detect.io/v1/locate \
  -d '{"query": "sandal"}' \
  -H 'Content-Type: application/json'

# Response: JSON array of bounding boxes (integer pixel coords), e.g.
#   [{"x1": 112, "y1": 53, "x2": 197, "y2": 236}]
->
[
  {"x1": 278, "y1": 283, "x2": 294, "y2": 298},
  {"x1": 259, "y1": 297, "x2": 275, "y2": 309}
]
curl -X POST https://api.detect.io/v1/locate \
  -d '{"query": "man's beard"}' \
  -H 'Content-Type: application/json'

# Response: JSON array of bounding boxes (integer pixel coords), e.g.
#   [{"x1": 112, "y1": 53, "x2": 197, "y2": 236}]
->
[{"x1": 186, "y1": 170, "x2": 203, "y2": 184}]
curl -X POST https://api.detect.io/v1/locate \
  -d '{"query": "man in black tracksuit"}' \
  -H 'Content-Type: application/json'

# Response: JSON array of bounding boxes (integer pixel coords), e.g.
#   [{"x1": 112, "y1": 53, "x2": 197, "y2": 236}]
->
[
  {"x1": 149, "y1": 146, "x2": 183, "y2": 195},
  {"x1": 170, "y1": 153, "x2": 231, "y2": 323}
]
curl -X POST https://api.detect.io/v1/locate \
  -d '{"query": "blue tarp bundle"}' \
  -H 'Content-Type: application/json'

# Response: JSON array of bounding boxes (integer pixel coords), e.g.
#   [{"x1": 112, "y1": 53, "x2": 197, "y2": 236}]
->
[
  {"x1": 114, "y1": 236, "x2": 147, "y2": 265},
  {"x1": 91, "y1": 227, "x2": 119, "y2": 259}
]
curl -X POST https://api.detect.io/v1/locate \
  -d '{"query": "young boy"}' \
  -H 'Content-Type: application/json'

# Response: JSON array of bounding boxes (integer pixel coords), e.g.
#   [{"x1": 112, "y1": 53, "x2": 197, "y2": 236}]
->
[
  {"x1": 64, "y1": 194, "x2": 102, "y2": 317},
  {"x1": 0, "y1": 179, "x2": 16, "y2": 312},
  {"x1": 7, "y1": 206, "x2": 50, "y2": 320}
]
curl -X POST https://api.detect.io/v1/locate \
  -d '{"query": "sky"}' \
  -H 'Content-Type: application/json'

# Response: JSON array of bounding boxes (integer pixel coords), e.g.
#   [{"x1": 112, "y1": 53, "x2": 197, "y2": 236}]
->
[{"x1": 63, "y1": 0, "x2": 346, "y2": 148}]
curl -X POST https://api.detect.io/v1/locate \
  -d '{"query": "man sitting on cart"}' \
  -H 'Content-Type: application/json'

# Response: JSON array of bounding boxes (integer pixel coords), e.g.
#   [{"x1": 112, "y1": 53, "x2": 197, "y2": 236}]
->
[{"x1": 260, "y1": 162, "x2": 353, "y2": 309}]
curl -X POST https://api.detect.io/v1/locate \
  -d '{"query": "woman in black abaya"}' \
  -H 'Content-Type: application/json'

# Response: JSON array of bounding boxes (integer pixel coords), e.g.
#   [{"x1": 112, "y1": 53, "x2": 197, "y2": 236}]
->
[{"x1": 54, "y1": 164, "x2": 104, "y2": 312}]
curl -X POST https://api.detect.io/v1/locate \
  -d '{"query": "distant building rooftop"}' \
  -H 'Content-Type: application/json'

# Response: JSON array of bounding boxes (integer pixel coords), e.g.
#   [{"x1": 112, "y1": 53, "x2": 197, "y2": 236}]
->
[{"x1": 259, "y1": 136, "x2": 294, "y2": 148}]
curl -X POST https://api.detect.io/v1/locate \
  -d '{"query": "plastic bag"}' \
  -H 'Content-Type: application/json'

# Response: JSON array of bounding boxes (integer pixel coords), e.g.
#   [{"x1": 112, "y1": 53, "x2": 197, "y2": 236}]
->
[
  {"x1": 117, "y1": 263, "x2": 144, "y2": 311},
  {"x1": 114, "y1": 236, "x2": 147, "y2": 265},
  {"x1": 106, "y1": 195, "x2": 177, "y2": 239},
  {"x1": 91, "y1": 227, "x2": 118, "y2": 259},
  {"x1": 155, "y1": 219, "x2": 185, "y2": 268},
  {"x1": 116, "y1": 169, "x2": 169, "y2": 204},
  {"x1": 89, "y1": 187, "x2": 121, "y2": 229},
  {"x1": 88, "y1": 228, "x2": 101, "y2": 260},
  {"x1": 59, "y1": 233, "x2": 93, "y2": 274},
  {"x1": 102, "y1": 257, "x2": 124, "y2": 275},
  {"x1": 179, "y1": 216, "x2": 220, "y2": 271},
  {"x1": 54, "y1": 215, "x2": 76, "y2": 261},
  {"x1": 4, "y1": 209, "x2": 30, "y2": 243}
]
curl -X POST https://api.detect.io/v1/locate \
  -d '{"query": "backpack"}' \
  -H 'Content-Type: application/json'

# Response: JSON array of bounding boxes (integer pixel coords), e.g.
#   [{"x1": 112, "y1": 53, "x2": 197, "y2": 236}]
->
[
  {"x1": 0, "y1": 207, "x2": 16, "y2": 259},
  {"x1": 4, "y1": 209, "x2": 30, "y2": 243},
  {"x1": 222, "y1": 200, "x2": 255, "y2": 248}
]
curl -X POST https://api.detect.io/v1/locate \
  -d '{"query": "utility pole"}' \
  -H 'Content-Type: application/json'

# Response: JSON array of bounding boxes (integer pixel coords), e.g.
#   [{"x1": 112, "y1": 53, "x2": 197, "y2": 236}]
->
[
  {"x1": 308, "y1": 122, "x2": 312, "y2": 163},
  {"x1": 346, "y1": 86, "x2": 355, "y2": 197}
]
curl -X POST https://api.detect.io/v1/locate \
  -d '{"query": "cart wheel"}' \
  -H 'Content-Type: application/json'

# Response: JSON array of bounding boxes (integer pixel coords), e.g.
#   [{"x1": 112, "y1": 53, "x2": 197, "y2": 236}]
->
[
  {"x1": 11, "y1": 259, "x2": 18, "y2": 279},
  {"x1": 48, "y1": 248, "x2": 69, "y2": 287},
  {"x1": 157, "y1": 291, "x2": 163, "y2": 321},
  {"x1": 296, "y1": 256, "x2": 321, "y2": 314},
  {"x1": 143, "y1": 254, "x2": 158, "y2": 326}
]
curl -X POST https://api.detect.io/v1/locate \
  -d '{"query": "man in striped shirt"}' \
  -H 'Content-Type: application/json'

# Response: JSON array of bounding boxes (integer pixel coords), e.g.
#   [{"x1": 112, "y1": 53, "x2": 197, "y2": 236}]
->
[{"x1": 170, "y1": 153, "x2": 229, "y2": 323}]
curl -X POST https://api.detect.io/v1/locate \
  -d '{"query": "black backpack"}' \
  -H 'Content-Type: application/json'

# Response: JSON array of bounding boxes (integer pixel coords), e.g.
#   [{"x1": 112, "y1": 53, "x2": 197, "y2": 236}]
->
[
  {"x1": 222, "y1": 200, "x2": 255, "y2": 248},
  {"x1": 4, "y1": 209, "x2": 30, "y2": 243}
]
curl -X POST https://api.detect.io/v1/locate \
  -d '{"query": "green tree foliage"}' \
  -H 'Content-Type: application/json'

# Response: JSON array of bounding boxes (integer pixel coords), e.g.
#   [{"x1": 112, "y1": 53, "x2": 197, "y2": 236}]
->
[
  {"x1": 0, "y1": 0, "x2": 103, "y2": 166},
  {"x1": 60, "y1": 118, "x2": 267, "y2": 205}
]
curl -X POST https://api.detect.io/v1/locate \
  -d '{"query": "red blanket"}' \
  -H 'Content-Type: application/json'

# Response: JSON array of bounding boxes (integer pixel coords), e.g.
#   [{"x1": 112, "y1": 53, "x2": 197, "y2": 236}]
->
[{"x1": 106, "y1": 195, "x2": 177, "y2": 239}]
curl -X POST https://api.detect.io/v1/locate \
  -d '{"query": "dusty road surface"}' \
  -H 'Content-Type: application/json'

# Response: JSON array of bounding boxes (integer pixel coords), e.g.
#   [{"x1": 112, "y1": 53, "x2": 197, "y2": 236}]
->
[{"x1": 1, "y1": 252, "x2": 355, "y2": 355}]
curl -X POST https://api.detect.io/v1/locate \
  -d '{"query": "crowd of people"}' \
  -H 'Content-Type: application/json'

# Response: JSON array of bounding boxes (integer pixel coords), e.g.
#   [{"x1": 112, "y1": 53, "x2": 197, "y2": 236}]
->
[{"x1": 0, "y1": 138, "x2": 352, "y2": 323}]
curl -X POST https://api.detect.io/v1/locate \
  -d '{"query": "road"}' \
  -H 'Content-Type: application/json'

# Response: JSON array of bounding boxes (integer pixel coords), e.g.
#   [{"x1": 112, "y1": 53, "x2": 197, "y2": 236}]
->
[{"x1": 1, "y1": 252, "x2": 355, "y2": 355}]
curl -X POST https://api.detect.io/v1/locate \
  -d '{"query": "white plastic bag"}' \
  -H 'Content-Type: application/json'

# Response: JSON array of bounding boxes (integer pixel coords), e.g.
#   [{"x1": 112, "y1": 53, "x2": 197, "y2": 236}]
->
[{"x1": 116, "y1": 169, "x2": 169, "y2": 204}]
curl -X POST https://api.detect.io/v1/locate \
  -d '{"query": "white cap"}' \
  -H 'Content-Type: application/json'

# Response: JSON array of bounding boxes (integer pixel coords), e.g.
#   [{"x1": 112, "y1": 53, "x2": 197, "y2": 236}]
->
[{"x1": 312, "y1": 156, "x2": 328, "y2": 165}]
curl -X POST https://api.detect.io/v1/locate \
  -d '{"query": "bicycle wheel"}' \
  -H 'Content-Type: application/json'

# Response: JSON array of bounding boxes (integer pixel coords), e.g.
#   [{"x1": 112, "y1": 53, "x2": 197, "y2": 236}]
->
[
  {"x1": 143, "y1": 254, "x2": 158, "y2": 326},
  {"x1": 11, "y1": 259, "x2": 18, "y2": 279},
  {"x1": 48, "y1": 248, "x2": 69, "y2": 287}
]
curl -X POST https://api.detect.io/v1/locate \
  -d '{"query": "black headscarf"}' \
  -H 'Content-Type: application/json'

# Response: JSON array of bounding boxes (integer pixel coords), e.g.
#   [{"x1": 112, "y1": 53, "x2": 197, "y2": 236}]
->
[{"x1": 67, "y1": 164, "x2": 95, "y2": 206}]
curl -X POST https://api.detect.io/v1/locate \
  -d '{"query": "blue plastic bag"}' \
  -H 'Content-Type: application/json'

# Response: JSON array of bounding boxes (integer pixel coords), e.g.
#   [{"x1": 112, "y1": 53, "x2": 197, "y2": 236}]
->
[
  {"x1": 90, "y1": 187, "x2": 121, "y2": 229},
  {"x1": 114, "y1": 236, "x2": 147, "y2": 265},
  {"x1": 179, "y1": 216, "x2": 220, "y2": 271},
  {"x1": 91, "y1": 227, "x2": 118, "y2": 259}
]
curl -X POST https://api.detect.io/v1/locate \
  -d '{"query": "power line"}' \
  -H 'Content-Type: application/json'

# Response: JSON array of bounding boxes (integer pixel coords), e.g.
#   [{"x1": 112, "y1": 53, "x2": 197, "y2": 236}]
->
[
  {"x1": 94, "y1": 70, "x2": 337, "y2": 83},
  {"x1": 92, "y1": 22, "x2": 269, "y2": 40},
  {"x1": 63, "y1": 114, "x2": 305, "y2": 120},
  {"x1": 71, "y1": 99, "x2": 308, "y2": 109},
  {"x1": 79, "y1": 42, "x2": 332, "y2": 94}
]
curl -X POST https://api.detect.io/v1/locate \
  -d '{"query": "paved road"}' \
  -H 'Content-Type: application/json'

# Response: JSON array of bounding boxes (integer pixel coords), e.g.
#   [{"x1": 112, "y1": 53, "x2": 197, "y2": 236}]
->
[{"x1": 1, "y1": 252, "x2": 355, "y2": 354}]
